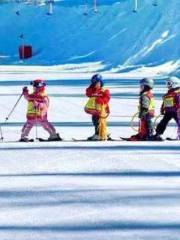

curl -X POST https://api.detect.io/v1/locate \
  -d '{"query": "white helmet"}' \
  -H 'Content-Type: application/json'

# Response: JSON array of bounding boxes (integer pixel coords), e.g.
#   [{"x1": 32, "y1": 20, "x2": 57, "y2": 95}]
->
[
  {"x1": 140, "y1": 78, "x2": 154, "y2": 89},
  {"x1": 166, "y1": 76, "x2": 180, "y2": 89}
]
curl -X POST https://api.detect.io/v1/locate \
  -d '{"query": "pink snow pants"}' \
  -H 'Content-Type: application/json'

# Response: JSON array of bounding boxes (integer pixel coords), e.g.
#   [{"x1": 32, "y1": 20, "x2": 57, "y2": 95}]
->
[{"x1": 21, "y1": 118, "x2": 56, "y2": 138}]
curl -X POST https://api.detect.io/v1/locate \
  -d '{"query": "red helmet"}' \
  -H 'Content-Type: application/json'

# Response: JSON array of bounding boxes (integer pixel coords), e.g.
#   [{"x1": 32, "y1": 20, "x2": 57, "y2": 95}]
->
[{"x1": 30, "y1": 79, "x2": 46, "y2": 91}]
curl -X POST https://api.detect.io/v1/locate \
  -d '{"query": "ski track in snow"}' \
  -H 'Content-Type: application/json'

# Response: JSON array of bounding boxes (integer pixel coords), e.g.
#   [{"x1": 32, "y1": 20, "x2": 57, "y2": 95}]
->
[{"x1": 0, "y1": 76, "x2": 180, "y2": 240}]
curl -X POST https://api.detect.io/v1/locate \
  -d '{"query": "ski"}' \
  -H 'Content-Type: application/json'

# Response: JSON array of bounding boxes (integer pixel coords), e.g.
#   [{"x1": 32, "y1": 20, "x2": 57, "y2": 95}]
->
[
  {"x1": 166, "y1": 137, "x2": 179, "y2": 141},
  {"x1": 72, "y1": 138, "x2": 90, "y2": 142},
  {"x1": 120, "y1": 137, "x2": 166, "y2": 142},
  {"x1": 72, "y1": 138, "x2": 121, "y2": 142},
  {"x1": 106, "y1": 138, "x2": 121, "y2": 141},
  {"x1": 38, "y1": 138, "x2": 63, "y2": 142},
  {"x1": 19, "y1": 139, "x2": 34, "y2": 142},
  {"x1": 1, "y1": 139, "x2": 35, "y2": 143},
  {"x1": 120, "y1": 137, "x2": 131, "y2": 141},
  {"x1": 120, "y1": 137, "x2": 146, "y2": 141},
  {"x1": 120, "y1": 137, "x2": 144, "y2": 141}
]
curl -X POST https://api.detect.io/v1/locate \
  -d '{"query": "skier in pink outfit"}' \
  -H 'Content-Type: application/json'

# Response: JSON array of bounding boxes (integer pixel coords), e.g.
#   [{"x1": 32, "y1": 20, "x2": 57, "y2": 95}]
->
[{"x1": 20, "y1": 79, "x2": 62, "y2": 142}]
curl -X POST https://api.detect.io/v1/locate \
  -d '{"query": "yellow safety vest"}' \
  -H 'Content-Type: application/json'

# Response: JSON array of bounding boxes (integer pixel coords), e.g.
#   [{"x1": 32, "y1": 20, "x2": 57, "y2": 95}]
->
[
  {"x1": 142, "y1": 91, "x2": 155, "y2": 111},
  {"x1": 163, "y1": 89, "x2": 180, "y2": 108},
  {"x1": 85, "y1": 88, "x2": 107, "y2": 112},
  {"x1": 149, "y1": 97, "x2": 155, "y2": 111},
  {"x1": 163, "y1": 97, "x2": 174, "y2": 108},
  {"x1": 27, "y1": 92, "x2": 48, "y2": 118}
]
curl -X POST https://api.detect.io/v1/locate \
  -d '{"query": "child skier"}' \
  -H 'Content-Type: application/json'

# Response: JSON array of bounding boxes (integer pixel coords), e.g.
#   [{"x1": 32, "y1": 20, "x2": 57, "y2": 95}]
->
[
  {"x1": 125, "y1": 78, "x2": 155, "y2": 141},
  {"x1": 154, "y1": 76, "x2": 180, "y2": 141},
  {"x1": 84, "y1": 74, "x2": 110, "y2": 140},
  {"x1": 20, "y1": 79, "x2": 62, "y2": 142}
]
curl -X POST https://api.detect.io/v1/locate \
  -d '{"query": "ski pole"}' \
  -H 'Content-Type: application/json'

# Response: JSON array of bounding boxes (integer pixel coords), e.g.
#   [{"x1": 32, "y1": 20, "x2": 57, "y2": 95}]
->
[
  {"x1": 93, "y1": 0, "x2": 98, "y2": 13},
  {"x1": 35, "y1": 107, "x2": 39, "y2": 141},
  {"x1": 133, "y1": 0, "x2": 138, "y2": 12},
  {"x1": 153, "y1": 0, "x2": 158, "y2": 6},
  {"x1": 153, "y1": 114, "x2": 162, "y2": 130},
  {"x1": 0, "y1": 125, "x2": 3, "y2": 141},
  {"x1": 83, "y1": 0, "x2": 88, "y2": 15},
  {"x1": 0, "y1": 93, "x2": 23, "y2": 141},
  {"x1": 47, "y1": 0, "x2": 53, "y2": 15},
  {"x1": 5, "y1": 93, "x2": 23, "y2": 122}
]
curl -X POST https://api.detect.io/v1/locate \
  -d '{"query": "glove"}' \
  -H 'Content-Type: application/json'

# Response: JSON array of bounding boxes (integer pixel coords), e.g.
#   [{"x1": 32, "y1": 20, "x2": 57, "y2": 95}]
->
[
  {"x1": 160, "y1": 108, "x2": 165, "y2": 115},
  {"x1": 22, "y1": 87, "x2": 28, "y2": 93}
]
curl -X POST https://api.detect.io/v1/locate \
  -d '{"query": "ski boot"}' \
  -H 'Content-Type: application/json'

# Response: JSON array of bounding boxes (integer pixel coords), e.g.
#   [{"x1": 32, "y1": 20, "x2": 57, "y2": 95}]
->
[
  {"x1": 106, "y1": 133, "x2": 113, "y2": 140},
  {"x1": 126, "y1": 134, "x2": 142, "y2": 141},
  {"x1": 87, "y1": 134, "x2": 100, "y2": 141},
  {"x1": 152, "y1": 134, "x2": 164, "y2": 141},
  {"x1": 48, "y1": 133, "x2": 62, "y2": 141},
  {"x1": 19, "y1": 137, "x2": 34, "y2": 142}
]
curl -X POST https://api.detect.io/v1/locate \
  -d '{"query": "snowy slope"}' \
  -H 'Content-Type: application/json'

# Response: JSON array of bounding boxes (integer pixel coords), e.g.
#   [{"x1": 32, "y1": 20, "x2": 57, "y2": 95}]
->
[
  {"x1": 0, "y1": 0, "x2": 180, "y2": 76},
  {"x1": 0, "y1": 1, "x2": 180, "y2": 239},
  {"x1": 0, "y1": 73, "x2": 180, "y2": 239}
]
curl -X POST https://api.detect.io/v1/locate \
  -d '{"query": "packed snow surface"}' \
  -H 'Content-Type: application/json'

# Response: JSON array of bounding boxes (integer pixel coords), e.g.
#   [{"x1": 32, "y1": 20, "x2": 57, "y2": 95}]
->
[{"x1": 0, "y1": 72, "x2": 180, "y2": 240}]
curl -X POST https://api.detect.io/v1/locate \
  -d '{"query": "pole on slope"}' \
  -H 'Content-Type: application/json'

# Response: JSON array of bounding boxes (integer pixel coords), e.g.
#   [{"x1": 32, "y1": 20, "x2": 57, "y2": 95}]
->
[
  {"x1": 83, "y1": 0, "x2": 88, "y2": 15},
  {"x1": 93, "y1": 0, "x2": 98, "y2": 13},
  {"x1": 153, "y1": 0, "x2": 158, "y2": 6},
  {"x1": 133, "y1": 0, "x2": 138, "y2": 13},
  {"x1": 19, "y1": 34, "x2": 25, "y2": 62},
  {"x1": 47, "y1": 0, "x2": 53, "y2": 15}
]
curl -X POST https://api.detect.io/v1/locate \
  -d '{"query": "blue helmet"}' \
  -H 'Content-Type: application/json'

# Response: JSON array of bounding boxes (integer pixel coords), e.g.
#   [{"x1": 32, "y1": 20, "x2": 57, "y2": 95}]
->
[{"x1": 91, "y1": 74, "x2": 104, "y2": 87}]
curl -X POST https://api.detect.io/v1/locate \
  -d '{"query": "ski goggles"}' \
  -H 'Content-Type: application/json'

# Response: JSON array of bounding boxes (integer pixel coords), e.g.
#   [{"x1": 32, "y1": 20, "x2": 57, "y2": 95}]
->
[
  {"x1": 30, "y1": 81, "x2": 46, "y2": 88},
  {"x1": 166, "y1": 80, "x2": 173, "y2": 88}
]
